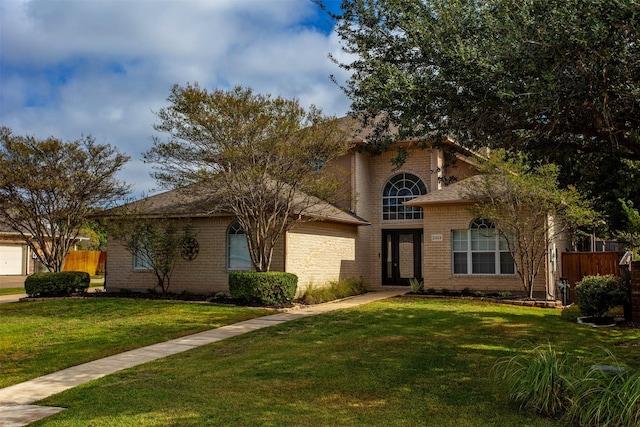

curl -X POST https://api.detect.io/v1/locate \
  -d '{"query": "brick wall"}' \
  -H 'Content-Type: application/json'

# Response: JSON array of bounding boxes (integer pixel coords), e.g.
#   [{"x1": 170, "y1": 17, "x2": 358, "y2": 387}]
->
[
  {"x1": 105, "y1": 217, "x2": 285, "y2": 295},
  {"x1": 286, "y1": 221, "x2": 363, "y2": 295},
  {"x1": 422, "y1": 203, "x2": 544, "y2": 295},
  {"x1": 354, "y1": 146, "x2": 432, "y2": 289},
  {"x1": 631, "y1": 261, "x2": 640, "y2": 322}
]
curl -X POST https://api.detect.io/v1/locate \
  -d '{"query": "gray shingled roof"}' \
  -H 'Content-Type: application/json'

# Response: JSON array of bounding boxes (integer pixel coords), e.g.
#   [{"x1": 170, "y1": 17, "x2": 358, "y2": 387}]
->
[
  {"x1": 99, "y1": 182, "x2": 370, "y2": 226},
  {"x1": 0, "y1": 220, "x2": 30, "y2": 236},
  {"x1": 404, "y1": 175, "x2": 482, "y2": 206}
]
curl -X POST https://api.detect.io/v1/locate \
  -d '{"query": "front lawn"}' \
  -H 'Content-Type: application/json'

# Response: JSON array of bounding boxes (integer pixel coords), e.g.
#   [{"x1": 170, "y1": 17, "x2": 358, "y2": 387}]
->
[
  {"x1": 0, "y1": 287, "x2": 25, "y2": 296},
  {"x1": 35, "y1": 298, "x2": 640, "y2": 426},
  {"x1": 0, "y1": 298, "x2": 269, "y2": 388},
  {"x1": 0, "y1": 283, "x2": 105, "y2": 296}
]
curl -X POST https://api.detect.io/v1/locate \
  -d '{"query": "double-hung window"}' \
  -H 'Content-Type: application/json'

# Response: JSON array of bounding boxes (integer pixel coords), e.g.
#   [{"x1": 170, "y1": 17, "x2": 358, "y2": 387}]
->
[{"x1": 452, "y1": 219, "x2": 515, "y2": 275}]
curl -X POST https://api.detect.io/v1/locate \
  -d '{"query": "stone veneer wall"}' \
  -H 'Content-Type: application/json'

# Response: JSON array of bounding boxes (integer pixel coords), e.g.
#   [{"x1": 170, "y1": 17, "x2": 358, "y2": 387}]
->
[{"x1": 631, "y1": 261, "x2": 640, "y2": 322}]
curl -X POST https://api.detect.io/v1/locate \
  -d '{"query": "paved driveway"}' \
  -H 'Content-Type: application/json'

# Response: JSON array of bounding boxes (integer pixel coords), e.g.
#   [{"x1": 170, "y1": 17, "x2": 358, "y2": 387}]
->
[{"x1": 0, "y1": 276, "x2": 26, "y2": 289}]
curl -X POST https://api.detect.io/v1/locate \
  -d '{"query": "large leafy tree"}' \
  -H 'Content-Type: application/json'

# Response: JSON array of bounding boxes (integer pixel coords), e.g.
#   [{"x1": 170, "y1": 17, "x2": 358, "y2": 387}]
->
[
  {"x1": 144, "y1": 84, "x2": 353, "y2": 272},
  {"x1": 0, "y1": 127, "x2": 130, "y2": 272},
  {"x1": 331, "y1": 0, "x2": 640, "y2": 159},
  {"x1": 463, "y1": 151, "x2": 597, "y2": 299},
  {"x1": 328, "y1": 0, "x2": 640, "y2": 231}
]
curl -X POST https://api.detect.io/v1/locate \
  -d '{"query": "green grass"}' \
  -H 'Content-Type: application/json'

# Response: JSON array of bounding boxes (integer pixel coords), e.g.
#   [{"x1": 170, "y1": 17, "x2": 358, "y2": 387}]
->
[
  {"x1": 0, "y1": 283, "x2": 104, "y2": 296},
  {"x1": 30, "y1": 297, "x2": 640, "y2": 426},
  {"x1": 301, "y1": 277, "x2": 368, "y2": 304},
  {"x1": 0, "y1": 287, "x2": 25, "y2": 296},
  {"x1": 0, "y1": 298, "x2": 269, "y2": 388}
]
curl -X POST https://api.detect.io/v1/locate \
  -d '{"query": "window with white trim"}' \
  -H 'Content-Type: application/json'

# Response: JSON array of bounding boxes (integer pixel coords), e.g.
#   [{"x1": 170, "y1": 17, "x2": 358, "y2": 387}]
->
[
  {"x1": 227, "y1": 221, "x2": 253, "y2": 270},
  {"x1": 382, "y1": 173, "x2": 427, "y2": 221},
  {"x1": 133, "y1": 248, "x2": 153, "y2": 270},
  {"x1": 452, "y1": 218, "x2": 515, "y2": 275}
]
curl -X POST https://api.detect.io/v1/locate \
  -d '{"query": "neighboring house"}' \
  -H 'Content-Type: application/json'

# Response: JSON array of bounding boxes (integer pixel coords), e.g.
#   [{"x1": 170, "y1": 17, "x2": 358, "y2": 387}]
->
[
  {"x1": 103, "y1": 120, "x2": 566, "y2": 298},
  {"x1": 0, "y1": 221, "x2": 37, "y2": 275},
  {"x1": 0, "y1": 220, "x2": 90, "y2": 276}
]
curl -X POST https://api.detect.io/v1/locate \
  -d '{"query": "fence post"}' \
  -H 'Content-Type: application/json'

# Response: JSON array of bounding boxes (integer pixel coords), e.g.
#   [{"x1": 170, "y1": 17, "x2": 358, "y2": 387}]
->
[{"x1": 631, "y1": 261, "x2": 640, "y2": 323}]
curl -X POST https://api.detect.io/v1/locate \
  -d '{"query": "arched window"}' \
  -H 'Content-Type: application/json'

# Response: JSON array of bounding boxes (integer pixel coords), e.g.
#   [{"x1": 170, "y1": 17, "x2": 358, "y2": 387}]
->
[
  {"x1": 452, "y1": 218, "x2": 515, "y2": 275},
  {"x1": 382, "y1": 173, "x2": 427, "y2": 220},
  {"x1": 227, "y1": 221, "x2": 252, "y2": 270}
]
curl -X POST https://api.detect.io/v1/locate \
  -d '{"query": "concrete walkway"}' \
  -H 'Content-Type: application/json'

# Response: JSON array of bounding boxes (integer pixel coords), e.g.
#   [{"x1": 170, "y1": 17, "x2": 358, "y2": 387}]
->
[{"x1": 0, "y1": 290, "x2": 406, "y2": 426}]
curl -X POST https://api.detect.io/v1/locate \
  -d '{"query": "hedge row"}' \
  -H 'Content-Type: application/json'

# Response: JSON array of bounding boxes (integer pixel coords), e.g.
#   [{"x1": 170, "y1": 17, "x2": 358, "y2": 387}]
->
[
  {"x1": 24, "y1": 271, "x2": 91, "y2": 297},
  {"x1": 229, "y1": 271, "x2": 297, "y2": 305}
]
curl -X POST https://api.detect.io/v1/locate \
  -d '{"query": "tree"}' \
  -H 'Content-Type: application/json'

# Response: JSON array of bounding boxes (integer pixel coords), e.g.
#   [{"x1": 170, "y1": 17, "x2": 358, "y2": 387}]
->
[
  {"x1": 144, "y1": 84, "x2": 353, "y2": 272},
  {"x1": 327, "y1": 0, "x2": 640, "y2": 233},
  {"x1": 106, "y1": 213, "x2": 195, "y2": 294},
  {"x1": 617, "y1": 199, "x2": 640, "y2": 258},
  {"x1": 77, "y1": 220, "x2": 107, "y2": 251},
  {"x1": 546, "y1": 152, "x2": 640, "y2": 237},
  {"x1": 462, "y1": 150, "x2": 596, "y2": 299},
  {"x1": 0, "y1": 127, "x2": 130, "y2": 272},
  {"x1": 330, "y1": 0, "x2": 640, "y2": 160}
]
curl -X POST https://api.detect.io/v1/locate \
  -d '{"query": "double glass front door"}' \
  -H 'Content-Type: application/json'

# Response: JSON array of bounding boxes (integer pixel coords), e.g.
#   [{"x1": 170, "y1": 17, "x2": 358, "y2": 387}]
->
[{"x1": 382, "y1": 229, "x2": 423, "y2": 286}]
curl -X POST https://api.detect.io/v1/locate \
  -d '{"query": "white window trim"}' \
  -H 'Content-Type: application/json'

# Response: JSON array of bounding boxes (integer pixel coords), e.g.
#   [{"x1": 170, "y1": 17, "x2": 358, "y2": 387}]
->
[
  {"x1": 381, "y1": 172, "x2": 427, "y2": 221},
  {"x1": 452, "y1": 222, "x2": 515, "y2": 276}
]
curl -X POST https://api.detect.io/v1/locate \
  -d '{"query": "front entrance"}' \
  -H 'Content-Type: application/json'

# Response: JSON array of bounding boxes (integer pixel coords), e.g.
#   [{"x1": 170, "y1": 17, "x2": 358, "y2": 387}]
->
[{"x1": 382, "y1": 229, "x2": 423, "y2": 286}]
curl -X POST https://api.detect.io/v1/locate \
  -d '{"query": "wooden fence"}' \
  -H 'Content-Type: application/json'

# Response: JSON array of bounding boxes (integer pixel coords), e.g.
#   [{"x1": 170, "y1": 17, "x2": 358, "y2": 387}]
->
[
  {"x1": 561, "y1": 251, "x2": 624, "y2": 303},
  {"x1": 62, "y1": 250, "x2": 106, "y2": 275}
]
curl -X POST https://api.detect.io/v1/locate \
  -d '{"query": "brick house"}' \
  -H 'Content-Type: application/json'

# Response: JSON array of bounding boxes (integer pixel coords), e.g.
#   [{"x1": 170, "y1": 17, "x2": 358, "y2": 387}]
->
[{"x1": 103, "y1": 123, "x2": 564, "y2": 298}]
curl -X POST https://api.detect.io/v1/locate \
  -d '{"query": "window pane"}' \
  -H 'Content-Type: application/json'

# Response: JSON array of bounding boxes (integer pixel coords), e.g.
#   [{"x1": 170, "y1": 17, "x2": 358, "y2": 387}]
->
[
  {"x1": 229, "y1": 234, "x2": 252, "y2": 270},
  {"x1": 382, "y1": 173, "x2": 426, "y2": 221},
  {"x1": 453, "y1": 252, "x2": 467, "y2": 274},
  {"x1": 452, "y1": 230, "x2": 467, "y2": 251},
  {"x1": 500, "y1": 252, "x2": 515, "y2": 274},
  {"x1": 398, "y1": 233, "x2": 414, "y2": 278},
  {"x1": 133, "y1": 250, "x2": 153, "y2": 270},
  {"x1": 499, "y1": 236, "x2": 511, "y2": 251},
  {"x1": 472, "y1": 252, "x2": 495, "y2": 274},
  {"x1": 386, "y1": 234, "x2": 393, "y2": 279},
  {"x1": 471, "y1": 228, "x2": 496, "y2": 251}
]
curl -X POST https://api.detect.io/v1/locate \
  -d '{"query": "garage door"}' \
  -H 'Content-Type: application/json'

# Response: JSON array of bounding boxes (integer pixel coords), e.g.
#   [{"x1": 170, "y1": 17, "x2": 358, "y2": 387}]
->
[{"x1": 0, "y1": 245, "x2": 24, "y2": 275}]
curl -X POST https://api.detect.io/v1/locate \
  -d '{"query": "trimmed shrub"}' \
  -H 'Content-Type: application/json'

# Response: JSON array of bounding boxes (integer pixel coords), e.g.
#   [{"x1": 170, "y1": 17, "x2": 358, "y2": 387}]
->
[
  {"x1": 229, "y1": 271, "x2": 297, "y2": 306},
  {"x1": 575, "y1": 275, "x2": 629, "y2": 318},
  {"x1": 24, "y1": 271, "x2": 91, "y2": 297}
]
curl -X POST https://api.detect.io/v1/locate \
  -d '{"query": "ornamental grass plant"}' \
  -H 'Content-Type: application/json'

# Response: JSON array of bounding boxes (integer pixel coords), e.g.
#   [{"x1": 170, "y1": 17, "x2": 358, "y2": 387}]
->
[
  {"x1": 565, "y1": 363, "x2": 640, "y2": 427},
  {"x1": 300, "y1": 277, "x2": 367, "y2": 304},
  {"x1": 493, "y1": 344, "x2": 574, "y2": 417},
  {"x1": 495, "y1": 345, "x2": 640, "y2": 426}
]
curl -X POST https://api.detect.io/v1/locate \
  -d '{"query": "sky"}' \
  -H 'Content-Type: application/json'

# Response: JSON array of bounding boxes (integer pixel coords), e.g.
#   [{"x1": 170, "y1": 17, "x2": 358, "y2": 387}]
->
[{"x1": 0, "y1": 0, "x2": 352, "y2": 197}]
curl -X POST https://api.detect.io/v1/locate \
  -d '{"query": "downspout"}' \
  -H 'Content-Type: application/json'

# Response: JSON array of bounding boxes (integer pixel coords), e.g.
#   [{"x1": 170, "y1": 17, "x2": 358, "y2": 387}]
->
[
  {"x1": 546, "y1": 213, "x2": 554, "y2": 301},
  {"x1": 283, "y1": 230, "x2": 288, "y2": 273},
  {"x1": 26, "y1": 244, "x2": 31, "y2": 275}
]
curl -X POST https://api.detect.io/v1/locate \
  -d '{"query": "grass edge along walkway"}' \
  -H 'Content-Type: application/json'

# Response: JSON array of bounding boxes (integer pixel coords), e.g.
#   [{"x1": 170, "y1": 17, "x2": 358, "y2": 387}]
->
[{"x1": 0, "y1": 290, "x2": 405, "y2": 426}]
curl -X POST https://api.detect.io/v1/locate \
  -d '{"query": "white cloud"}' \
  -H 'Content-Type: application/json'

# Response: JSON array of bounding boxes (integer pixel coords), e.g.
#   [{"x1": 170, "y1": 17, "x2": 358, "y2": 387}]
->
[{"x1": 0, "y1": 0, "x2": 352, "y2": 197}]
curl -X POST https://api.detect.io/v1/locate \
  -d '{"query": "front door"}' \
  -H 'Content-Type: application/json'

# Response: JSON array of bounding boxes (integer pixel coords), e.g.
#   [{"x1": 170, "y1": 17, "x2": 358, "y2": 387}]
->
[{"x1": 382, "y1": 229, "x2": 423, "y2": 286}]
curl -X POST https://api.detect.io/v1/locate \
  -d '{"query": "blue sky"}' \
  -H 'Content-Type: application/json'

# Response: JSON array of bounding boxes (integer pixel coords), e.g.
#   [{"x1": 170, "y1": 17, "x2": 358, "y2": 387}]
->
[{"x1": 0, "y1": 0, "x2": 350, "y2": 197}]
